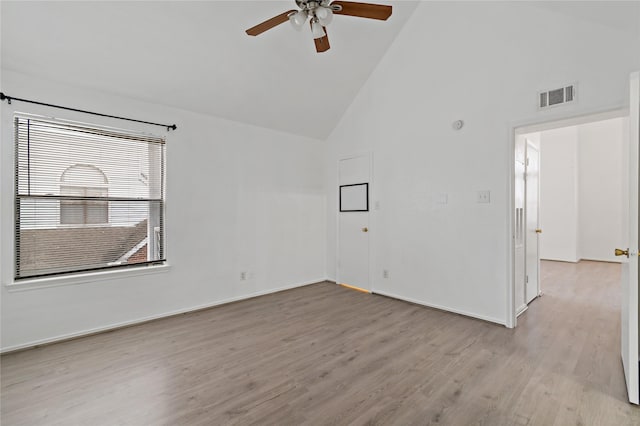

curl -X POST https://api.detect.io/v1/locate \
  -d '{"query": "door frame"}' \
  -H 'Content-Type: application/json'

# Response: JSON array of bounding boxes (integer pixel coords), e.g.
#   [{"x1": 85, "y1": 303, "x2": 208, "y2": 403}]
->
[
  {"x1": 507, "y1": 107, "x2": 628, "y2": 328},
  {"x1": 622, "y1": 71, "x2": 639, "y2": 404},
  {"x1": 525, "y1": 140, "x2": 541, "y2": 303},
  {"x1": 336, "y1": 151, "x2": 374, "y2": 292}
]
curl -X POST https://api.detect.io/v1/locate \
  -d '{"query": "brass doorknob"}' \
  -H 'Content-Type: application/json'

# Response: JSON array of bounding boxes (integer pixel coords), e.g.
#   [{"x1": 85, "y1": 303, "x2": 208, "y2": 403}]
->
[
  {"x1": 615, "y1": 248, "x2": 629, "y2": 257},
  {"x1": 535, "y1": 229, "x2": 542, "y2": 234},
  {"x1": 362, "y1": 227, "x2": 368, "y2": 232}
]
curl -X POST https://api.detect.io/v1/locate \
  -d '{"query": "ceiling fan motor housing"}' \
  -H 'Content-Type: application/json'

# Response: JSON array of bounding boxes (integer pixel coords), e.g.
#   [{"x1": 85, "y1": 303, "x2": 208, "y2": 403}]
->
[{"x1": 295, "y1": 0, "x2": 342, "y2": 13}]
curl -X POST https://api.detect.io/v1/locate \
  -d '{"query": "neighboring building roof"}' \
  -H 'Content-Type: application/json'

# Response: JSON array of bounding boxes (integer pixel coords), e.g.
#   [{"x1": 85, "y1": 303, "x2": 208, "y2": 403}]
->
[{"x1": 18, "y1": 219, "x2": 148, "y2": 277}]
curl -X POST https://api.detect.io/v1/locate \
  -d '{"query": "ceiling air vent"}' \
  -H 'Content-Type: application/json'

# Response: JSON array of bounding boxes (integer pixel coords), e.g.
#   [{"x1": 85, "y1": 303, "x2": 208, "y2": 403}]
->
[{"x1": 538, "y1": 84, "x2": 576, "y2": 109}]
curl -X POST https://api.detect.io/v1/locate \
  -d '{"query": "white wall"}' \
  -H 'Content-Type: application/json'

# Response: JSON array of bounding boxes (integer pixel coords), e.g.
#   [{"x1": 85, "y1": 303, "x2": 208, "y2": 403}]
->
[
  {"x1": 0, "y1": 70, "x2": 327, "y2": 351},
  {"x1": 324, "y1": 2, "x2": 640, "y2": 325},
  {"x1": 538, "y1": 117, "x2": 628, "y2": 263},
  {"x1": 539, "y1": 126, "x2": 580, "y2": 262},
  {"x1": 578, "y1": 118, "x2": 628, "y2": 262}
]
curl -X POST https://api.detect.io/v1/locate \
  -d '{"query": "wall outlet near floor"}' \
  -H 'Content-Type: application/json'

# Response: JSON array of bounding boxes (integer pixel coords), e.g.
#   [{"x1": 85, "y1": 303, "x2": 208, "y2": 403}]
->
[
  {"x1": 383, "y1": 269, "x2": 389, "y2": 279},
  {"x1": 240, "y1": 271, "x2": 247, "y2": 281},
  {"x1": 435, "y1": 193, "x2": 448, "y2": 205},
  {"x1": 477, "y1": 190, "x2": 491, "y2": 204}
]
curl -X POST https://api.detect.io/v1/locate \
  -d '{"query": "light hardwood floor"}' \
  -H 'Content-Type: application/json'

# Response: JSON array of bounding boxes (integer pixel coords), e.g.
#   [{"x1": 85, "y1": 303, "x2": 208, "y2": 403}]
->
[{"x1": 2, "y1": 260, "x2": 639, "y2": 425}]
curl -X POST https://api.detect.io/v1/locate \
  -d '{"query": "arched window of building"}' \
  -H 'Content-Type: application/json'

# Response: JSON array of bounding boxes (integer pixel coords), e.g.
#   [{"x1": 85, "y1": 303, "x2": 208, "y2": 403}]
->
[{"x1": 60, "y1": 164, "x2": 109, "y2": 224}]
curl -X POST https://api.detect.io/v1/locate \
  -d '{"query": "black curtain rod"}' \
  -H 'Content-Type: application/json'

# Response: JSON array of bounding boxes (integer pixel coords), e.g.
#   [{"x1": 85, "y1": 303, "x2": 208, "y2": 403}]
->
[{"x1": 0, "y1": 92, "x2": 177, "y2": 131}]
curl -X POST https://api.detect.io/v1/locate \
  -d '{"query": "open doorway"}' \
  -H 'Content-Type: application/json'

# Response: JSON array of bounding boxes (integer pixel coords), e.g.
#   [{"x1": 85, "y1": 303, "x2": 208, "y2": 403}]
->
[
  {"x1": 514, "y1": 113, "x2": 629, "y2": 317},
  {"x1": 510, "y1": 73, "x2": 640, "y2": 405}
]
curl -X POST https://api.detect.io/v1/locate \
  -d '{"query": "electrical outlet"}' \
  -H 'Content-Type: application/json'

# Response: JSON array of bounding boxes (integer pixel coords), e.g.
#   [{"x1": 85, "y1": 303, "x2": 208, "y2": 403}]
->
[
  {"x1": 383, "y1": 269, "x2": 389, "y2": 279},
  {"x1": 240, "y1": 272, "x2": 247, "y2": 281},
  {"x1": 477, "y1": 190, "x2": 491, "y2": 204}
]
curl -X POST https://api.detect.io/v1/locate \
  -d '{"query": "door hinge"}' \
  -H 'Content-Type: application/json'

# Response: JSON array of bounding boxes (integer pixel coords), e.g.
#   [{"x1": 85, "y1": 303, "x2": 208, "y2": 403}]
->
[
  {"x1": 526, "y1": 275, "x2": 529, "y2": 283},
  {"x1": 526, "y1": 158, "x2": 530, "y2": 166}
]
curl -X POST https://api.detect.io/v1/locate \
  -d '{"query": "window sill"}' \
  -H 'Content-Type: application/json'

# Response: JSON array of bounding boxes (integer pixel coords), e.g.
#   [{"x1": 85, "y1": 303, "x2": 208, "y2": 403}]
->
[{"x1": 4, "y1": 264, "x2": 171, "y2": 292}]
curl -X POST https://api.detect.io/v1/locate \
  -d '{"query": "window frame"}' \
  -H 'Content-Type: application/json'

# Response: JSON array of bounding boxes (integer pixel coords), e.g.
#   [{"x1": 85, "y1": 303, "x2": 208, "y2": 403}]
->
[
  {"x1": 12, "y1": 113, "x2": 167, "y2": 283},
  {"x1": 4, "y1": 263, "x2": 171, "y2": 292}
]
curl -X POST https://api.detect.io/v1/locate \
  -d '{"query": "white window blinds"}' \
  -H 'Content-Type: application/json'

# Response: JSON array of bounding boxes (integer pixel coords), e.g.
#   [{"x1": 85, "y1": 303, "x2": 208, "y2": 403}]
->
[{"x1": 15, "y1": 115, "x2": 166, "y2": 279}]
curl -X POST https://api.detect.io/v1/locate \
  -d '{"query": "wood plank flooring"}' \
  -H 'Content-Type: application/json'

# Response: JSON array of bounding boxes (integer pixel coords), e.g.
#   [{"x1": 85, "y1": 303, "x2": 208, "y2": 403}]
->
[{"x1": 2, "y1": 260, "x2": 639, "y2": 425}]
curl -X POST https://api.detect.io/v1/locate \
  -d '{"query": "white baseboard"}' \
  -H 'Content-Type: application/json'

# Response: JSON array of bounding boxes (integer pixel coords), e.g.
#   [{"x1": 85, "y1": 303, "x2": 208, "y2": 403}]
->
[
  {"x1": 516, "y1": 304, "x2": 528, "y2": 317},
  {"x1": 540, "y1": 257, "x2": 580, "y2": 263},
  {"x1": 541, "y1": 257, "x2": 622, "y2": 264},
  {"x1": 371, "y1": 289, "x2": 506, "y2": 326},
  {"x1": 578, "y1": 257, "x2": 622, "y2": 264},
  {"x1": 1, "y1": 278, "x2": 328, "y2": 354}
]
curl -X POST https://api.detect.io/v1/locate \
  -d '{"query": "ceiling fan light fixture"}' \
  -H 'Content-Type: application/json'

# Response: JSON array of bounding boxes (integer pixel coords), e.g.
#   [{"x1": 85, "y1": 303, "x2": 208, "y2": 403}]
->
[
  {"x1": 245, "y1": 1, "x2": 393, "y2": 53},
  {"x1": 317, "y1": 7, "x2": 333, "y2": 26},
  {"x1": 292, "y1": 9, "x2": 308, "y2": 26},
  {"x1": 289, "y1": 13, "x2": 304, "y2": 31},
  {"x1": 315, "y1": 6, "x2": 329, "y2": 19},
  {"x1": 311, "y1": 19, "x2": 326, "y2": 39}
]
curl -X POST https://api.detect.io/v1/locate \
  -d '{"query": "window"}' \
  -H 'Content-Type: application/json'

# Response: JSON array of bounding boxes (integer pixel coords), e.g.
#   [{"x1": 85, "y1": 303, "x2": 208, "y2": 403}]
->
[
  {"x1": 15, "y1": 115, "x2": 166, "y2": 280},
  {"x1": 60, "y1": 164, "x2": 109, "y2": 224}
]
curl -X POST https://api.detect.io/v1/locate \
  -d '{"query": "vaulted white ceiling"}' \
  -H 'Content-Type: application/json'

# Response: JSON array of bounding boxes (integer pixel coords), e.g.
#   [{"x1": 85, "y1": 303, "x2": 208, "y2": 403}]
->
[
  {"x1": 2, "y1": 1, "x2": 638, "y2": 140},
  {"x1": 532, "y1": 1, "x2": 640, "y2": 37},
  {"x1": 1, "y1": 1, "x2": 419, "y2": 139}
]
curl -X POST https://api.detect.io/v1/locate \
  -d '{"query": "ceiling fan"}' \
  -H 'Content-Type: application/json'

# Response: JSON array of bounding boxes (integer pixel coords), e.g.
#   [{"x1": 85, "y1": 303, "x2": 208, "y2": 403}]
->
[{"x1": 245, "y1": 1, "x2": 392, "y2": 53}]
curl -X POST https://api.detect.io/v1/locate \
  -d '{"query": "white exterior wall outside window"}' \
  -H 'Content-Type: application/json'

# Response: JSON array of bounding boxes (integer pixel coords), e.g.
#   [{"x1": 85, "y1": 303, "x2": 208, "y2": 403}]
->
[{"x1": 60, "y1": 164, "x2": 109, "y2": 225}]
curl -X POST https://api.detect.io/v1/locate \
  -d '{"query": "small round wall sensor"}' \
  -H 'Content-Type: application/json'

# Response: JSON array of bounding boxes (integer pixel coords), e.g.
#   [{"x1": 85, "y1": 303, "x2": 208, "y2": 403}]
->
[{"x1": 452, "y1": 120, "x2": 464, "y2": 130}]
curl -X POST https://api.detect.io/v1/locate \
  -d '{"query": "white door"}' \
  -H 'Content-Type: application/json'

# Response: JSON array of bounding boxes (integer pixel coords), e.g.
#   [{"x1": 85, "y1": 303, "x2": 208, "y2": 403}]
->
[
  {"x1": 514, "y1": 136, "x2": 527, "y2": 315},
  {"x1": 337, "y1": 154, "x2": 371, "y2": 292},
  {"x1": 526, "y1": 142, "x2": 541, "y2": 304},
  {"x1": 619, "y1": 71, "x2": 640, "y2": 405}
]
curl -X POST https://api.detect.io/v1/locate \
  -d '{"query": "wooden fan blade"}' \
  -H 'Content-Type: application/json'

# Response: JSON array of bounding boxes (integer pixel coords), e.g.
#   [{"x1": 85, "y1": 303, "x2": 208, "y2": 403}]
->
[
  {"x1": 314, "y1": 28, "x2": 330, "y2": 53},
  {"x1": 331, "y1": 1, "x2": 392, "y2": 20},
  {"x1": 245, "y1": 10, "x2": 297, "y2": 36}
]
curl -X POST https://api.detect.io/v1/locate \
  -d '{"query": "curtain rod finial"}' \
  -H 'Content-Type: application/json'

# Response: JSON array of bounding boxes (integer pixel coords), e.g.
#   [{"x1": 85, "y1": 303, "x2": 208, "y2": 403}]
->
[{"x1": 168, "y1": 124, "x2": 177, "y2": 131}]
